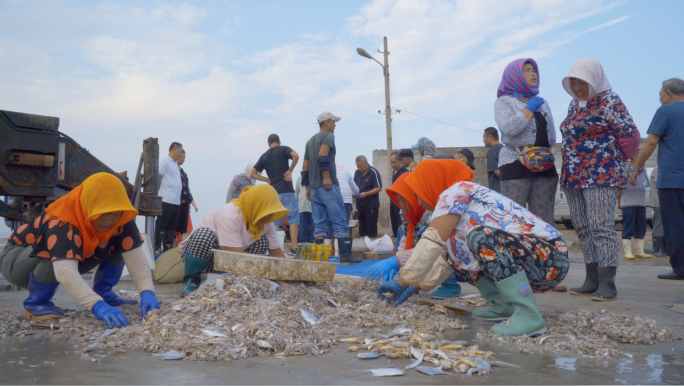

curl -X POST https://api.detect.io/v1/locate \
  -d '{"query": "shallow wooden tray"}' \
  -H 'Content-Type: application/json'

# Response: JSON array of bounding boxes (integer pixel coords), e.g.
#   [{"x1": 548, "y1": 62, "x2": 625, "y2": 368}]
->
[{"x1": 213, "y1": 249, "x2": 337, "y2": 282}]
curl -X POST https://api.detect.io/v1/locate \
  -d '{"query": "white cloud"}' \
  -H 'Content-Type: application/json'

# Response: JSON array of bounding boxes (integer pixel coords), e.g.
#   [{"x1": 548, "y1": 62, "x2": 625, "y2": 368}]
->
[{"x1": 0, "y1": 0, "x2": 634, "y2": 236}]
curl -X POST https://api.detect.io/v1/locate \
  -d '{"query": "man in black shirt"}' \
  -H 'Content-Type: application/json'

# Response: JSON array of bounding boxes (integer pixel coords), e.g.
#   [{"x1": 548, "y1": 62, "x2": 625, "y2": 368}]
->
[
  {"x1": 353, "y1": 155, "x2": 383, "y2": 239},
  {"x1": 252, "y1": 134, "x2": 300, "y2": 254},
  {"x1": 389, "y1": 152, "x2": 408, "y2": 237},
  {"x1": 483, "y1": 127, "x2": 504, "y2": 193}
]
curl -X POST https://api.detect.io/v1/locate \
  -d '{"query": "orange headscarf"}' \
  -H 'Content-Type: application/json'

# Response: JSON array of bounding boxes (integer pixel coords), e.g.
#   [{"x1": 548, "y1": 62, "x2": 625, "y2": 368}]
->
[
  {"x1": 385, "y1": 173, "x2": 425, "y2": 250},
  {"x1": 46, "y1": 173, "x2": 138, "y2": 257},
  {"x1": 404, "y1": 159, "x2": 474, "y2": 209}
]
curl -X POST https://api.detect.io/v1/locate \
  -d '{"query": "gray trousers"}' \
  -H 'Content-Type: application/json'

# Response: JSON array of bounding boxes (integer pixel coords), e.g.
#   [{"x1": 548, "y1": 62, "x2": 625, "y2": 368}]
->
[
  {"x1": 0, "y1": 243, "x2": 121, "y2": 287},
  {"x1": 564, "y1": 187, "x2": 620, "y2": 267},
  {"x1": 500, "y1": 176, "x2": 558, "y2": 225},
  {"x1": 652, "y1": 207, "x2": 664, "y2": 237}
]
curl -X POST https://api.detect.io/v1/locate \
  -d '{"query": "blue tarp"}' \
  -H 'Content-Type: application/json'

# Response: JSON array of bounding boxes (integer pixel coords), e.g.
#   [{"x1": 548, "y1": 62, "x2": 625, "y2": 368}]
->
[{"x1": 329, "y1": 257, "x2": 381, "y2": 277}]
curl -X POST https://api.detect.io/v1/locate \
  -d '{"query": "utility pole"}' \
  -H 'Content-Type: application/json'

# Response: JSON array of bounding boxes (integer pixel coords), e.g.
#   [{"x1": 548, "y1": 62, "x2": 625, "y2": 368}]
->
[{"x1": 381, "y1": 37, "x2": 393, "y2": 190}]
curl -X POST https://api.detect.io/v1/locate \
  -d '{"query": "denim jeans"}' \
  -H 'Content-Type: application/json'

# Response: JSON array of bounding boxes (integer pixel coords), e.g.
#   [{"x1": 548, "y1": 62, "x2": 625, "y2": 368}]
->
[
  {"x1": 274, "y1": 192, "x2": 300, "y2": 227},
  {"x1": 311, "y1": 185, "x2": 349, "y2": 238},
  {"x1": 326, "y1": 203, "x2": 354, "y2": 238},
  {"x1": 298, "y1": 212, "x2": 315, "y2": 243}
]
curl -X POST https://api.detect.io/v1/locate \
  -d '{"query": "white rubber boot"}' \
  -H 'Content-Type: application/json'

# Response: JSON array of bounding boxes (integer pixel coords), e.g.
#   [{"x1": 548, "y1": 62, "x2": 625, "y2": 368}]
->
[
  {"x1": 623, "y1": 239, "x2": 635, "y2": 260},
  {"x1": 633, "y1": 239, "x2": 651, "y2": 259}
]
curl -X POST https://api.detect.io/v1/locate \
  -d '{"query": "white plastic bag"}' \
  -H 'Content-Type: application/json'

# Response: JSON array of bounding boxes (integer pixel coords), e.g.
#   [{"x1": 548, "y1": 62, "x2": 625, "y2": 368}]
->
[{"x1": 365, "y1": 234, "x2": 394, "y2": 253}]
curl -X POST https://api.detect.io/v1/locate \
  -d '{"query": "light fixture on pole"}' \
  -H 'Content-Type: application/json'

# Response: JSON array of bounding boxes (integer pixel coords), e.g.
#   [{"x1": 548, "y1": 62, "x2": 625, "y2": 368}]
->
[{"x1": 357, "y1": 37, "x2": 393, "y2": 194}]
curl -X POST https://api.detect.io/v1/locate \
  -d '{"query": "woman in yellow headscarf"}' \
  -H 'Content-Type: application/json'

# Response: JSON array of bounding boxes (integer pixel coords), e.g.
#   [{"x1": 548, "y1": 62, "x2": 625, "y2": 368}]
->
[
  {"x1": 178, "y1": 184, "x2": 289, "y2": 296},
  {"x1": 0, "y1": 173, "x2": 159, "y2": 329}
]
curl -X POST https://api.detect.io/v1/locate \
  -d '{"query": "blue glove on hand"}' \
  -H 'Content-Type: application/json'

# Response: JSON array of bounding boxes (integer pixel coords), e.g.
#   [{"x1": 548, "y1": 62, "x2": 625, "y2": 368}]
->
[
  {"x1": 92, "y1": 300, "x2": 130, "y2": 329},
  {"x1": 394, "y1": 286, "x2": 417, "y2": 307},
  {"x1": 366, "y1": 256, "x2": 400, "y2": 283},
  {"x1": 377, "y1": 279, "x2": 409, "y2": 303},
  {"x1": 524, "y1": 96, "x2": 545, "y2": 113},
  {"x1": 139, "y1": 290, "x2": 160, "y2": 318}
]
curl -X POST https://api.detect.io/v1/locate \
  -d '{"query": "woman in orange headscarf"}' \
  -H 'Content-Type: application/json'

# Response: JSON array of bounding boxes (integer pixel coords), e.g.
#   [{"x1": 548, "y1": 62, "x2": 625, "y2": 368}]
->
[
  {"x1": 0, "y1": 173, "x2": 159, "y2": 329},
  {"x1": 366, "y1": 173, "x2": 428, "y2": 282},
  {"x1": 377, "y1": 159, "x2": 569, "y2": 338}
]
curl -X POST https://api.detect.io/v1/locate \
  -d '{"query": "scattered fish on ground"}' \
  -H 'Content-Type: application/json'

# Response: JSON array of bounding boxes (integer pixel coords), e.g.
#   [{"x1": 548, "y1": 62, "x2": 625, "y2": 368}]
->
[
  {"x1": 368, "y1": 368, "x2": 405, "y2": 376},
  {"x1": 152, "y1": 350, "x2": 186, "y2": 360},
  {"x1": 417, "y1": 366, "x2": 450, "y2": 375}
]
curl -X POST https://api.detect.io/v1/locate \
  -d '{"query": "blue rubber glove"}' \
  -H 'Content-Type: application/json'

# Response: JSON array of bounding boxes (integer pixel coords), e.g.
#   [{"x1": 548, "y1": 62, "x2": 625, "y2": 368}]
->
[
  {"x1": 524, "y1": 96, "x2": 545, "y2": 113},
  {"x1": 394, "y1": 286, "x2": 417, "y2": 307},
  {"x1": 377, "y1": 279, "x2": 409, "y2": 303},
  {"x1": 139, "y1": 290, "x2": 160, "y2": 318},
  {"x1": 366, "y1": 256, "x2": 400, "y2": 282},
  {"x1": 92, "y1": 300, "x2": 130, "y2": 329}
]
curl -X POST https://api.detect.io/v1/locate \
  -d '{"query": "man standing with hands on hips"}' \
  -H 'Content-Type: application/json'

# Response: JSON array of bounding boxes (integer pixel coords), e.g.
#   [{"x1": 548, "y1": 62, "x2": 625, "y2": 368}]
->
[
  {"x1": 354, "y1": 155, "x2": 383, "y2": 240},
  {"x1": 252, "y1": 134, "x2": 300, "y2": 256},
  {"x1": 301, "y1": 112, "x2": 362, "y2": 264}
]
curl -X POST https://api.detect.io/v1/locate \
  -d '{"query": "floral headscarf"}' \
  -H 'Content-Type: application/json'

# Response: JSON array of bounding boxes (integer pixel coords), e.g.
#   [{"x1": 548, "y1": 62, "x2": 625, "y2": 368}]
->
[{"x1": 497, "y1": 58, "x2": 540, "y2": 102}]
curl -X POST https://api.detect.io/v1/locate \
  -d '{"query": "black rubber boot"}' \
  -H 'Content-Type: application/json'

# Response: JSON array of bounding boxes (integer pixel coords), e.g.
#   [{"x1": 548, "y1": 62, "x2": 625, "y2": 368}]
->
[
  {"x1": 338, "y1": 237, "x2": 362, "y2": 264},
  {"x1": 154, "y1": 229, "x2": 164, "y2": 254},
  {"x1": 315, "y1": 238, "x2": 324, "y2": 245},
  {"x1": 163, "y1": 230, "x2": 175, "y2": 252},
  {"x1": 570, "y1": 264, "x2": 599, "y2": 295},
  {"x1": 591, "y1": 267, "x2": 617, "y2": 301}
]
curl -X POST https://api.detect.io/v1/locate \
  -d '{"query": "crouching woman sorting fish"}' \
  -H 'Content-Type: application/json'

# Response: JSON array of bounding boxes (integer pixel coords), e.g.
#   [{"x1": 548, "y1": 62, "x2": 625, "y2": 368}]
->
[
  {"x1": 178, "y1": 184, "x2": 289, "y2": 296},
  {"x1": 0, "y1": 173, "x2": 160, "y2": 329},
  {"x1": 377, "y1": 159, "x2": 569, "y2": 337}
]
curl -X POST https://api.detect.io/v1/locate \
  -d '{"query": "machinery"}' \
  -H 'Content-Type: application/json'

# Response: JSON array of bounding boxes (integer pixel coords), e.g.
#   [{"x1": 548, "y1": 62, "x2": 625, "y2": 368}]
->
[{"x1": 0, "y1": 109, "x2": 162, "y2": 244}]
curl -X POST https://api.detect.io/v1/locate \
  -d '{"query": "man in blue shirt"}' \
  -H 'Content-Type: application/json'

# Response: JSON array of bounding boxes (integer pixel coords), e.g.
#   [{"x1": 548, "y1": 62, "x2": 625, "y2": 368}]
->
[{"x1": 631, "y1": 78, "x2": 684, "y2": 280}]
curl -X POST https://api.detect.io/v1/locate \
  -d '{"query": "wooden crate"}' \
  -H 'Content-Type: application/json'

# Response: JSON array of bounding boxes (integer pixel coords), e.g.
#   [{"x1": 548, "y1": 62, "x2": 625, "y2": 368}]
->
[{"x1": 213, "y1": 250, "x2": 337, "y2": 282}]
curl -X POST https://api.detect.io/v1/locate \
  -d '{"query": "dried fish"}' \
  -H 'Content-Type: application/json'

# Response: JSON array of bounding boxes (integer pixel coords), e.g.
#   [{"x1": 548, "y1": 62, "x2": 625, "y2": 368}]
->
[
  {"x1": 152, "y1": 350, "x2": 186, "y2": 360},
  {"x1": 466, "y1": 358, "x2": 491, "y2": 375},
  {"x1": 201, "y1": 330, "x2": 228, "y2": 338},
  {"x1": 520, "y1": 348, "x2": 532, "y2": 354},
  {"x1": 490, "y1": 360, "x2": 521, "y2": 369},
  {"x1": 417, "y1": 365, "x2": 450, "y2": 375},
  {"x1": 391, "y1": 328, "x2": 412, "y2": 335},
  {"x1": 406, "y1": 347, "x2": 424, "y2": 370},
  {"x1": 357, "y1": 352, "x2": 381, "y2": 359},
  {"x1": 368, "y1": 368, "x2": 404, "y2": 377},
  {"x1": 256, "y1": 340, "x2": 273, "y2": 349},
  {"x1": 300, "y1": 310, "x2": 318, "y2": 325}
]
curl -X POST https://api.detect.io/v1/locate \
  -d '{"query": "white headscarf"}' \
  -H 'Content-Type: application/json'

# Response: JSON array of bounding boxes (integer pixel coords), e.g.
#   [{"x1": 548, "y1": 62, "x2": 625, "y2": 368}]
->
[
  {"x1": 239, "y1": 162, "x2": 257, "y2": 184},
  {"x1": 562, "y1": 58, "x2": 612, "y2": 108}
]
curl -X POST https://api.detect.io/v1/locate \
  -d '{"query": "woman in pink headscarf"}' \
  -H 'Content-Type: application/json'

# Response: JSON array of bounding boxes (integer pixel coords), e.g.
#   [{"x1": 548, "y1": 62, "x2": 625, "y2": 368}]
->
[
  {"x1": 559, "y1": 58, "x2": 640, "y2": 302},
  {"x1": 494, "y1": 58, "x2": 558, "y2": 226}
]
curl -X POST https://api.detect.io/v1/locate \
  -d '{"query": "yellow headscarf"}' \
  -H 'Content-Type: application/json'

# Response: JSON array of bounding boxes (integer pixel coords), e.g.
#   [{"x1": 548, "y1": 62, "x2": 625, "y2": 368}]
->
[
  {"x1": 231, "y1": 184, "x2": 289, "y2": 239},
  {"x1": 45, "y1": 173, "x2": 138, "y2": 256}
]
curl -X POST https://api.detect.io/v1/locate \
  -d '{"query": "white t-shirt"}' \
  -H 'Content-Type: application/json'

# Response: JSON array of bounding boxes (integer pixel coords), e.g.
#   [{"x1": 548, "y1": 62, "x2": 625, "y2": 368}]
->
[
  {"x1": 337, "y1": 167, "x2": 359, "y2": 204},
  {"x1": 159, "y1": 157, "x2": 182, "y2": 205},
  {"x1": 432, "y1": 181, "x2": 561, "y2": 276},
  {"x1": 190, "y1": 203, "x2": 280, "y2": 250}
]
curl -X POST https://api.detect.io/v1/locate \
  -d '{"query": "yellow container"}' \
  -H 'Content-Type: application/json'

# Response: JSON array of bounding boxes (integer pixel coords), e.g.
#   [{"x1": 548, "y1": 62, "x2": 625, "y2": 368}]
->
[
  {"x1": 295, "y1": 243, "x2": 314, "y2": 260},
  {"x1": 311, "y1": 244, "x2": 331, "y2": 262}
]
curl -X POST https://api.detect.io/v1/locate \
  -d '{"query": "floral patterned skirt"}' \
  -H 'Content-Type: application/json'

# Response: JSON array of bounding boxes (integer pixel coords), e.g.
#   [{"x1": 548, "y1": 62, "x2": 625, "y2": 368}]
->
[{"x1": 448, "y1": 225, "x2": 569, "y2": 291}]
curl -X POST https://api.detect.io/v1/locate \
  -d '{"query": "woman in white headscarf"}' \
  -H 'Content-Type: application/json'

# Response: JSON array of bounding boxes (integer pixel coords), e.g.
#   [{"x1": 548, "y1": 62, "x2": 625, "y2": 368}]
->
[
  {"x1": 559, "y1": 58, "x2": 640, "y2": 302},
  {"x1": 226, "y1": 162, "x2": 258, "y2": 203}
]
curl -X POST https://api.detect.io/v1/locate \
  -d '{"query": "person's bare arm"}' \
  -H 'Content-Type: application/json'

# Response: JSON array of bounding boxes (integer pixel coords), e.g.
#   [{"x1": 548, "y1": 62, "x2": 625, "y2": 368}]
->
[
  {"x1": 250, "y1": 168, "x2": 270, "y2": 184},
  {"x1": 318, "y1": 144, "x2": 332, "y2": 189},
  {"x1": 493, "y1": 170, "x2": 500, "y2": 178},
  {"x1": 617, "y1": 189, "x2": 622, "y2": 209},
  {"x1": 269, "y1": 248, "x2": 285, "y2": 258},
  {"x1": 284, "y1": 151, "x2": 299, "y2": 182},
  {"x1": 359, "y1": 187, "x2": 382, "y2": 199},
  {"x1": 302, "y1": 160, "x2": 311, "y2": 200},
  {"x1": 630, "y1": 134, "x2": 659, "y2": 183}
]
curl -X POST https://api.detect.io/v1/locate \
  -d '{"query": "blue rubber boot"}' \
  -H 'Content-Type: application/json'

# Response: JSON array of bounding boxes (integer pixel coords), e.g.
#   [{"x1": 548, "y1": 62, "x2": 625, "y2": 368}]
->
[
  {"x1": 24, "y1": 272, "x2": 64, "y2": 319},
  {"x1": 93, "y1": 261, "x2": 138, "y2": 307},
  {"x1": 431, "y1": 277, "x2": 462, "y2": 299}
]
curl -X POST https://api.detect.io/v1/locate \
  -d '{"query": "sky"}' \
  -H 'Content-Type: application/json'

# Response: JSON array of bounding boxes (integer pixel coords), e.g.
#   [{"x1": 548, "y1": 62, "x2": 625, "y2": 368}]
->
[{"x1": 1, "y1": 0, "x2": 683, "y2": 237}]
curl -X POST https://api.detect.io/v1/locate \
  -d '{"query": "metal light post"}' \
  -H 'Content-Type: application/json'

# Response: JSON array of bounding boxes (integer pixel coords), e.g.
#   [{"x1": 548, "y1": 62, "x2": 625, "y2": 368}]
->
[{"x1": 357, "y1": 37, "x2": 392, "y2": 190}]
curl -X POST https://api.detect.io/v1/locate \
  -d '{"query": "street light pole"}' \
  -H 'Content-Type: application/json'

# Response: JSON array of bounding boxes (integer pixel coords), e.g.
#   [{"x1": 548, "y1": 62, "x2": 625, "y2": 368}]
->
[
  {"x1": 381, "y1": 37, "x2": 392, "y2": 192},
  {"x1": 356, "y1": 37, "x2": 393, "y2": 190}
]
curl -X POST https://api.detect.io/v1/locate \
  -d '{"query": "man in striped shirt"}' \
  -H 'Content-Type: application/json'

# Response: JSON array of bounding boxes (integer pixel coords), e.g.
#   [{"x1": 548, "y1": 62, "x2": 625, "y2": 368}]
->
[{"x1": 354, "y1": 155, "x2": 383, "y2": 239}]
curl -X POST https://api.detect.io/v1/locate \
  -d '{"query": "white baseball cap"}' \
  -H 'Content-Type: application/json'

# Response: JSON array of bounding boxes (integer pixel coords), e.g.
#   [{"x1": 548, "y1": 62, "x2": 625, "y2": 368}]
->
[{"x1": 316, "y1": 111, "x2": 341, "y2": 123}]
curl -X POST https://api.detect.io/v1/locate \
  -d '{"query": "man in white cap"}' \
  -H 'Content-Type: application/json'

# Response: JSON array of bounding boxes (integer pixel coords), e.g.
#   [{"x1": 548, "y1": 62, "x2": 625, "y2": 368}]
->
[{"x1": 301, "y1": 112, "x2": 362, "y2": 264}]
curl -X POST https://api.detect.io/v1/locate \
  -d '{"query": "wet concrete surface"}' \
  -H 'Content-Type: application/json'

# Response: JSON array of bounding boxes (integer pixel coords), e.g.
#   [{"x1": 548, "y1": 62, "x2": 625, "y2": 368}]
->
[{"x1": 1, "y1": 239, "x2": 684, "y2": 384}]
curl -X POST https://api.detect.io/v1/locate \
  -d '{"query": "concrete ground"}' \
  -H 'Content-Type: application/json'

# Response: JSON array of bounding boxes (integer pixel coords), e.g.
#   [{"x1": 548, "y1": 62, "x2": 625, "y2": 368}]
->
[{"x1": 1, "y1": 233, "x2": 683, "y2": 385}]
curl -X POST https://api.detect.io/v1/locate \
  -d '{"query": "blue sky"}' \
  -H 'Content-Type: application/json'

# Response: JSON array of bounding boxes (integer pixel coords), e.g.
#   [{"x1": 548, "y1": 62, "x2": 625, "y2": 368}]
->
[{"x1": 1, "y1": 0, "x2": 683, "y2": 236}]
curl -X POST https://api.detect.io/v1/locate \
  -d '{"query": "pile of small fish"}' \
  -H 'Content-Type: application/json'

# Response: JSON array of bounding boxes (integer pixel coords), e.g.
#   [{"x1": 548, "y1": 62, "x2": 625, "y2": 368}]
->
[
  {"x1": 0, "y1": 275, "x2": 470, "y2": 361},
  {"x1": 478, "y1": 309, "x2": 682, "y2": 358},
  {"x1": 342, "y1": 328, "x2": 521, "y2": 377},
  {"x1": 0, "y1": 309, "x2": 32, "y2": 340}
]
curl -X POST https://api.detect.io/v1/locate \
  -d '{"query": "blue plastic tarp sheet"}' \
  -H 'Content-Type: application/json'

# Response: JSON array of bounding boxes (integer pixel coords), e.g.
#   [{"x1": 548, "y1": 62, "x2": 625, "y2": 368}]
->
[{"x1": 329, "y1": 257, "x2": 382, "y2": 277}]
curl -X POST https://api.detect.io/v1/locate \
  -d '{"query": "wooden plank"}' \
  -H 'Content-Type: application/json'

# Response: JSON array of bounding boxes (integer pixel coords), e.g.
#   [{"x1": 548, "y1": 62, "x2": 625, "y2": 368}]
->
[{"x1": 213, "y1": 249, "x2": 337, "y2": 282}]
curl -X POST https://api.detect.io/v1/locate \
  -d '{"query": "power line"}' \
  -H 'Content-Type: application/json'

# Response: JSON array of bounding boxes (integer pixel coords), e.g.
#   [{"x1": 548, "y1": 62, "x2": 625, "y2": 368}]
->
[{"x1": 394, "y1": 108, "x2": 481, "y2": 134}]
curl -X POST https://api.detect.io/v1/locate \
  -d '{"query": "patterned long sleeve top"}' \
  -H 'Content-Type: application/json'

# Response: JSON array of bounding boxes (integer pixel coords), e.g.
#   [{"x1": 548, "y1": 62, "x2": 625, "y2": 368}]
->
[
  {"x1": 494, "y1": 96, "x2": 556, "y2": 169},
  {"x1": 559, "y1": 90, "x2": 638, "y2": 189}
]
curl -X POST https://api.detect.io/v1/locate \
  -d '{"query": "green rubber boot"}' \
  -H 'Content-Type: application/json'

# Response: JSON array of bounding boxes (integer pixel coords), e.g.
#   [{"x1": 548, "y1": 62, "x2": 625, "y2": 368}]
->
[
  {"x1": 180, "y1": 253, "x2": 211, "y2": 297},
  {"x1": 490, "y1": 272, "x2": 546, "y2": 337},
  {"x1": 472, "y1": 276, "x2": 513, "y2": 322}
]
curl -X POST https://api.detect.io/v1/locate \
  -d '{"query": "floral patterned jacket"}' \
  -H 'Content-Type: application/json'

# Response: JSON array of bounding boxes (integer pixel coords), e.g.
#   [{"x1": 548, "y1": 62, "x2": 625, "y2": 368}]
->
[{"x1": 559, "y1": 90, "x2": 638, "y2": 189}]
